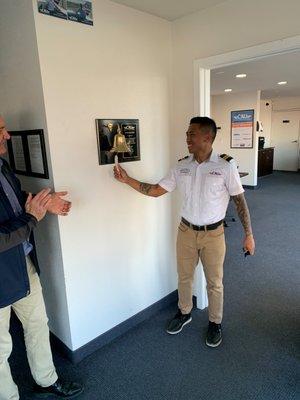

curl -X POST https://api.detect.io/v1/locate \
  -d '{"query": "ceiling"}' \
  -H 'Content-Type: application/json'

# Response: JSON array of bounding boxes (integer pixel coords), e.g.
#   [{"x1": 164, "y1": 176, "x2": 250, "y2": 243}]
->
[
  {"x1": 110, "y1": 0, "x2": 227, "y2": 21},
  {"x1": 211, "y1": 51, "x2": 300, "y2": 99}
]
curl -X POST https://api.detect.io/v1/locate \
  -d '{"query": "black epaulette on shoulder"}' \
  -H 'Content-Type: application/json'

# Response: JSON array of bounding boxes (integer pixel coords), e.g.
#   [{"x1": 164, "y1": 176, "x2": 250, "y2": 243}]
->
[
  {"x1": 220, "y1": 153, "x2": 233, "y2": 163},
  {"x1": 178, "y1": 155, "x2": 189, "y2": 162}
]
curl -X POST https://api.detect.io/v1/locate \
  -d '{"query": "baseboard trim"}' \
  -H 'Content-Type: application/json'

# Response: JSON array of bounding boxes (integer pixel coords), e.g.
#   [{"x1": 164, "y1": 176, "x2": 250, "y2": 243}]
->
[
  {"x1": 243, "y1": 185, "x2": 258, "y2": 190},
  {"x1": 51, "y1": 290, "x2": 178, "y2": 364},
  {"x1": 274, "y1": 169, "x2": 300, "y2": 173}
]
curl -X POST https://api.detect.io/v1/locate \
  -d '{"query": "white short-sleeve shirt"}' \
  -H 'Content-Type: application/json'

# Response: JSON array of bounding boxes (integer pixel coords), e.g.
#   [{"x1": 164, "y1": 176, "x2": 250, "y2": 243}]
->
[{"x1": 159, "y1": 151, "x2": 244, "y2": 226}]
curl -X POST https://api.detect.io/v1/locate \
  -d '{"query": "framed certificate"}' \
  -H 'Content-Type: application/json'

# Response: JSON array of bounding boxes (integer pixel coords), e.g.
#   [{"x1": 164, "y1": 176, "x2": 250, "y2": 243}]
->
[
  {"x1": 10, "y1": 136, "x2": 27, "y2": 173},
  {"x1": 7, "y1": 130, "x2": 49, "y2": 179},
  {"x1": 230, "y1": 110, "x2": 254, "y2": 149}
]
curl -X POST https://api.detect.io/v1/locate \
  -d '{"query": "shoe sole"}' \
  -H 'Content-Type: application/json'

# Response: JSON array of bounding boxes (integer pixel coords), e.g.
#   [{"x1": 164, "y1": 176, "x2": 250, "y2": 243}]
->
[
  {"x1": 34, "y1": 388, "x2": 84, "y2": 399},
  {"x1": 205, "y1": 337, "x2": 222, "y2": 348},
  {"x1": 166, "y1": 317, "x2": 192, "y2": 335}
]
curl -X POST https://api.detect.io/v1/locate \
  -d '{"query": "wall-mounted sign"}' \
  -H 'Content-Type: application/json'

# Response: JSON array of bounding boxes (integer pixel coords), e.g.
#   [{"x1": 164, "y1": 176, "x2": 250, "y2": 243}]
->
[
  {"x1": 96, "y1": 119, "x2": 141, "y2": 165},
  {"x1": 67, "y1": 0, "x2": 93, "y2": 24},
  {"x1": 37, "y1": 0, "x2": 93, "y2": 25},
  {"x1": 7, "y1": 130, "x2": 49, "y2": 179},
  {"x1": 230, "y1": 109, "x2": 254, "y2": 149},
  {"x1": 38, "y1": 0, "x2": 67, "y2": 20}
]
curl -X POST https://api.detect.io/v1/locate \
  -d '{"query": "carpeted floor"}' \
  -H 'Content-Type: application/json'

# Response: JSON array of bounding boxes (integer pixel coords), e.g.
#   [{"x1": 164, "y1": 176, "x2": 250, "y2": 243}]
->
[{"x1": 10, "y1": 172, "x2": 300, "y2": 400}]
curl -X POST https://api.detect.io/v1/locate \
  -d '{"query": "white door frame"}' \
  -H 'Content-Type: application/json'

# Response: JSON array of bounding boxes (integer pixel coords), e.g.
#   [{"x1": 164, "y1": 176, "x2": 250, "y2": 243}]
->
[{"x1": 193, "y1": 35, "x2": 300, "y2": 310}]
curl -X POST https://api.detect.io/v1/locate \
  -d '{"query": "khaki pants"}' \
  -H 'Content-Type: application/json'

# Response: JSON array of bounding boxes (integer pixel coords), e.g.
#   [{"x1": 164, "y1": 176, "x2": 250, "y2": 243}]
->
[
  {"x1": 0, "y1": 258, "x2": 58, "y2": 400},
  {"x1": 177, "y1": 221, "x2": 226, "y2": 324}
]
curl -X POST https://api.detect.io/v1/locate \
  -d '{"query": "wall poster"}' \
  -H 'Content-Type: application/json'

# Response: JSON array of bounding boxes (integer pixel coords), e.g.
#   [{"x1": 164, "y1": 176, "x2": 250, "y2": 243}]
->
[
  {"x1": 37, "y1": 0, "x2": 93, "y2": 25},
  {"x1": 7, "y1": 130, "x2": 49, "y2": 179},
  {"x1": 96, "y1": 119, "x2": 141, "y2": 165},
  {"x1": 230, "y1": 109, "x2": 254, "y2": 149}
]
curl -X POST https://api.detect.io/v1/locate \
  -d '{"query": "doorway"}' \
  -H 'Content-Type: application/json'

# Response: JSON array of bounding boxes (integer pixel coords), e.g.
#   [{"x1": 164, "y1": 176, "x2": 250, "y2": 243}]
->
[
  {"x1": 271, "y1": 111, "x2": 300, "y2": 171},
  {"x1": 192, "y1": 35, "x2": 300, "y2": 310}
]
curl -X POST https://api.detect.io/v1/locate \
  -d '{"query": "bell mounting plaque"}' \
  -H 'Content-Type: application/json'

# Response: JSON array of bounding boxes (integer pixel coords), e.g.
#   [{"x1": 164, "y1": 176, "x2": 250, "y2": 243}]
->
[{"x1": 96, "y1": 119, "x2": 140, "y2": 165}]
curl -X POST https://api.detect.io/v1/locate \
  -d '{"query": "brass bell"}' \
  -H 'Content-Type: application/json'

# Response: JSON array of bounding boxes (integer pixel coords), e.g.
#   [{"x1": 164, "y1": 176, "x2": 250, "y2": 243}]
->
[{"x1": 110, "y1": 125, "x2": 132, "y2": 153}]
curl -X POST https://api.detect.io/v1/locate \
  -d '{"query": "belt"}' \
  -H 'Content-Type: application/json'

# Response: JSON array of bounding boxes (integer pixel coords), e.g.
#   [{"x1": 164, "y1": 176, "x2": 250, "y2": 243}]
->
[{"x1": 181, "y1": 217, "x2": 223, "y2": 231}]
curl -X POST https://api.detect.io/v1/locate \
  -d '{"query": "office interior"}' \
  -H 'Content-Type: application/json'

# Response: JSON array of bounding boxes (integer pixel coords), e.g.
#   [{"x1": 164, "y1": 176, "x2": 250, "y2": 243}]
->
[
  {"x1": 210, "y1": 51, "x2": 300, "y2": 184},
  {"x1": 0, "y1": 1, "x2": 299, "y2": 399}
]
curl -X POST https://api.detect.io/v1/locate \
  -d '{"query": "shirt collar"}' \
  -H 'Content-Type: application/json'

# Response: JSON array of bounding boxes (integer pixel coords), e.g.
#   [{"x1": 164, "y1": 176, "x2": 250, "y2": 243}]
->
[
  {"x1": 209, "y1": 151, "x2": 218, "y2": 163},
  {"x1": 192, "y1": 150, "x2": 218, "y2": 164}
]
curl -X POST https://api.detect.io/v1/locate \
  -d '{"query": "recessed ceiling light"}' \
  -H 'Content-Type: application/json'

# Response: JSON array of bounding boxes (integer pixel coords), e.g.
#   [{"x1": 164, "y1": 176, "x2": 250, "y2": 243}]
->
[
  {"x1": 277, "y1": 81, "x2": 287, "y2": 85},
  {"x1": 215, "y1": 71, "x2": 225, "y2": 75},
  {"x1": 236, "y1": 74, "x2": 247, "y2": 78},
  {"x1": 224, "y1": 88, "x2": 232, "y2": 92}
]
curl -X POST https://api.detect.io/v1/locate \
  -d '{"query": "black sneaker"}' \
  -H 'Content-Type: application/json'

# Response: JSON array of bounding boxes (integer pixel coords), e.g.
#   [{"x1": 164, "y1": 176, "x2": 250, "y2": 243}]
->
[
  {"x1": 206, "y1": 321, "x2": 222, "y2": 347},
  {"x1": 166, "y1": 309, "x2": 192, "y2": 335},
  {"x1": 33, "y1": 379, "x2": 84, "y2": 398}
]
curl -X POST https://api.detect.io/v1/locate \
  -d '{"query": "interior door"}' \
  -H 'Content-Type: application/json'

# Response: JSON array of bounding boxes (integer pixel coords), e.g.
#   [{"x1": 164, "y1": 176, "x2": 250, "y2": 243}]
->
[{"x1": 271, "y1": 111, "x2": 300, "y2": 171}]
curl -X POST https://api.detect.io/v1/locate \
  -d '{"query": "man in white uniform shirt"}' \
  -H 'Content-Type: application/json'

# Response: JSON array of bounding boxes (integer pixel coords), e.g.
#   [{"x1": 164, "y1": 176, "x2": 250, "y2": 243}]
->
[{"x1": 114, "y1": 117, "x2": 255, "y2": 347}]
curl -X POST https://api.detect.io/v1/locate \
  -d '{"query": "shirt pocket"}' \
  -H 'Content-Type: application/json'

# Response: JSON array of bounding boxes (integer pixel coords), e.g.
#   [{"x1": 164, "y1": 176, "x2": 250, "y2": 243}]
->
[{"x1": 204, "y1": 175, "x2": 225, "y2": 198}]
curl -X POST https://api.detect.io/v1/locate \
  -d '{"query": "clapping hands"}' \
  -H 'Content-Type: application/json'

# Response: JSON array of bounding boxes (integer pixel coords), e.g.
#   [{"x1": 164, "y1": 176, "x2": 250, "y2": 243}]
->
[{"x1": 47, "y1": 191, "x2": 72, "y2": 216}]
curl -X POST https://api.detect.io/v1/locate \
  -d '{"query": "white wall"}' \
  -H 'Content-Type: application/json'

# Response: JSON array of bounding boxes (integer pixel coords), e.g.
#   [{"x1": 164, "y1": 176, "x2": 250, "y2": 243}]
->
[
  {"x1": 0, "y1": 0, "x2": 72, "y2": 347},
  {"x1": 270, "y1": 97, "x2": 300, "y2": 169},
  {"x1": 260, "y1": 100, "x2": 272, "y2": 148},
  {"x1": 32, "y1": 0, "x2": 174, "y2": 350},
  {"x1": 272, "y1": 96, "x2": 300, "y2": 111},
  {"x1": 211, "y1": 91, "x2": 260, "y2": 186},
  {"x1": 260, "y1": 97, "x2": 300, "y2": 167}
]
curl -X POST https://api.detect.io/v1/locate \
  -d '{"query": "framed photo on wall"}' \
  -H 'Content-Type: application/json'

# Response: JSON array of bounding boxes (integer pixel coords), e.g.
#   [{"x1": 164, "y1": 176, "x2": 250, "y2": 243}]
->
[
  {"x1": 230, "y1": 109, "x2": 254, "y2": 148},
  {"x1": 67, "y1": 0, "x2": 93, "y2": 25},
  {"x1": 7, "y1": 130, "x2": 49, "y2": 179},
  {"x1": 37, "y1": 0, "x2": 68, "y2": 20},
  {"x1": 37, "y1": 0, "x2": 93, "y2": 25},
  {"x1": 96, "y1": 119, "x2": 141, "y2": 165}
]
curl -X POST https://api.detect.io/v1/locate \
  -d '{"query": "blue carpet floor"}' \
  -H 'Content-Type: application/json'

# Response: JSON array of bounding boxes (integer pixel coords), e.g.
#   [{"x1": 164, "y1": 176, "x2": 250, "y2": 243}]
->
[{"x1": 10, "y1": 172, "x2": 300, "y2": 400}]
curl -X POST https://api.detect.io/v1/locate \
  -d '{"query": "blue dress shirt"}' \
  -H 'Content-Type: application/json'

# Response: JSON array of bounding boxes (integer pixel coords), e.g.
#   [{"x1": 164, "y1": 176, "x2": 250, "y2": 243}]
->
[{"x1": 0, "y1": 159, "x2": 33, "y2": 256}]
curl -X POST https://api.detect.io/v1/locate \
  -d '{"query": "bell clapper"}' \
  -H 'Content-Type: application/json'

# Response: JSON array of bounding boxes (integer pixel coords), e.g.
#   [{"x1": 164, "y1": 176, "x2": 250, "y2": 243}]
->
[
  {"x1": 110, "y1": 125, "x2": 131, "y2": 176},
  {"x1": 114, "y1": 154, "x2": 120, "y2": 173}
]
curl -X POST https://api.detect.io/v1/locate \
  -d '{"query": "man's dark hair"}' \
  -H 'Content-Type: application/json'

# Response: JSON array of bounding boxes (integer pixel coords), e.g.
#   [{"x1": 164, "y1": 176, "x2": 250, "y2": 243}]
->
[{"x1": 190, "y1": 116, "x2": 217, "y2": 142}]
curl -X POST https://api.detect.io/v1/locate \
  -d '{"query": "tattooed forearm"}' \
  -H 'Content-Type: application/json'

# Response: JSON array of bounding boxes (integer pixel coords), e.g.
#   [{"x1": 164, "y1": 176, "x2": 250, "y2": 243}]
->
[
  {"x1": 232, "y1": 193, "x2": 253, "y2": 236},
  {"x1": 126, "y1": 177, "x2": 167, "y2": 197},
  {"x1": 139, "y1": 183, "x2": 157, "y2": 195}
]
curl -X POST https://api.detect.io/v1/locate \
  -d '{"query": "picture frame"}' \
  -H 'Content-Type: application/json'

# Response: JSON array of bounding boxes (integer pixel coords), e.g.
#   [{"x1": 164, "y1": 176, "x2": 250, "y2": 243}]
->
[
  {"x1": 95, "y1": 119, "x2": 141, "y2": 165},
  {"x1": 7, "y1": 130, "x2": 49, "y2": 179},
  {"x1": 230, "y1": 109, "x2": 254, "y2": 149},
  {"x1": 37, "y1": 0, "x2": 94, "y2": 26}
]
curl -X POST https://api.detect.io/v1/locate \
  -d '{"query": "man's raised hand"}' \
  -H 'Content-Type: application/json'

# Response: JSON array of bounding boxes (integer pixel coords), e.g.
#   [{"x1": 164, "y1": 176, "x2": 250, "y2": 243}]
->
[
  {"x1": 47, "y1": 191, "x2": 72, "y2": 216},
  {"x1": 25, "y1": 189, "x2": 52, "y2": 221}
]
